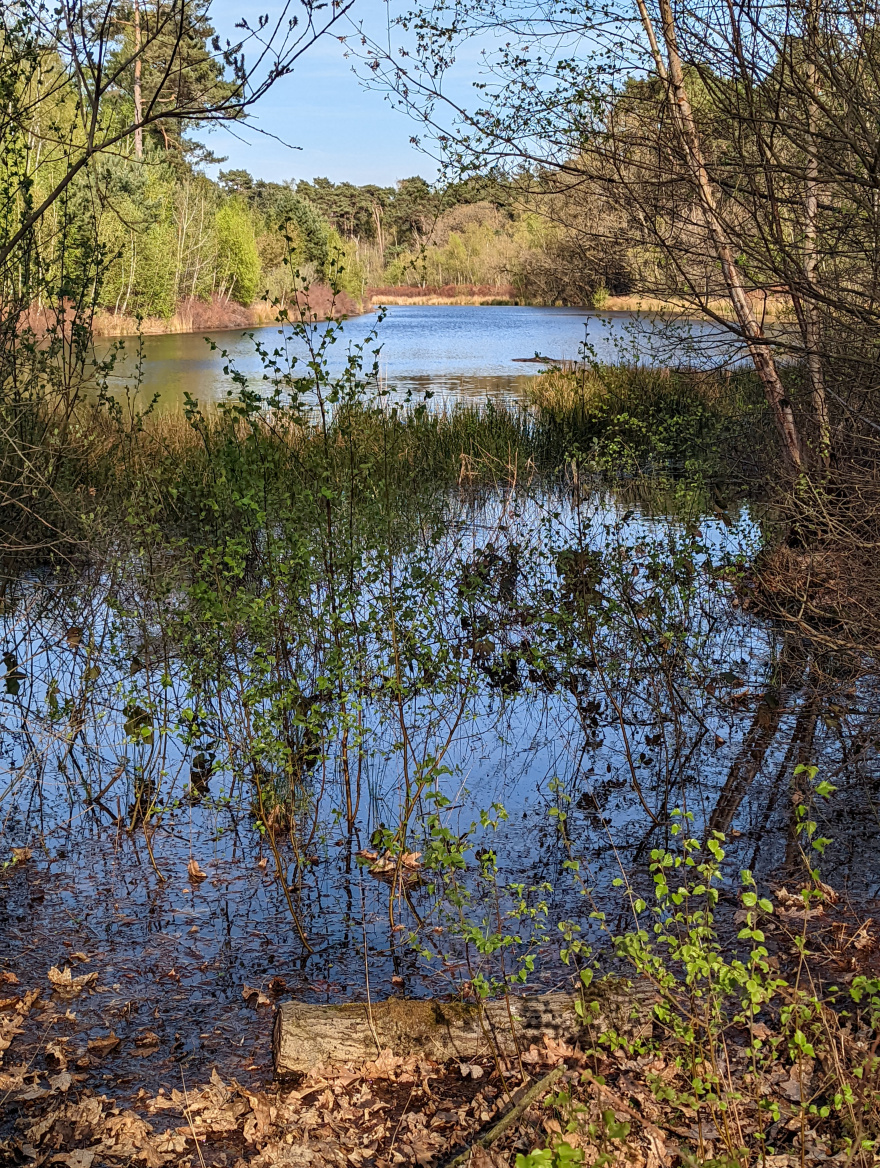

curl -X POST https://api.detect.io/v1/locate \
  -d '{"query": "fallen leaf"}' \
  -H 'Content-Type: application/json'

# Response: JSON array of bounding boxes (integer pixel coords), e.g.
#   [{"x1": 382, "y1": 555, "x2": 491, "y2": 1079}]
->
[
  {"x1": 467, "y1": 1149, "x2": 508, "y2": 1168},
  {"x1": 47, "y1": 966, "x2": 98, "y2": 995},
  {"x1": 542, "y1": 1034, "x2": 579, "y2": 1062},
  {"x1": 11, "y1": 847, "x2": 32, "y2": 863},
  {"x1": 852, "y1": 919, "x2": 874, "y2": 950},
  {"x1": 45, "y1": 1040, "x2": 69, "y2": 1069},
  {"x1": 432, "y1": 1110, "x2": 459, "y2": 1126},
  {"x1": 242, "y1": 985, "x2": 271, "y2": 1007},
  {"x1": 187, "y1": 858, "x2": 207, "y2": 882},
  {"x1": 362, "y1": 849, "x2": 423, "y2": 884},
  {"x1": 48, "y1": 1071, "x2": 72, "y2": 1093},
  {"x1": 87, "y1": 1033, "x2": 120, "y2": 1057},
  {"x1": 363, "y1": 1048, "x2": 403, "y2": 1080},
  {"x1": 52, "y1": 1150, "x2": 96, "y2": 1168},
  {"x1": 0, "y1": 972, "x2": 19, "y2": 985},
  {"x1": 687, "y1": 1121, "x2": 721, "y2": 1141},
  {"x1": 458, "y1": 1062, "x2": 484, "y2": 1080},
  {"x1": 817, "y1": 880, "x2": 839, "y2": 904}
]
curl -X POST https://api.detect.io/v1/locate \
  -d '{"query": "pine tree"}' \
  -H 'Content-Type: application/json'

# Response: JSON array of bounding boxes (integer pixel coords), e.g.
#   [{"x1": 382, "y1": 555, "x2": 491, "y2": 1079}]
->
[{"x1": 112, "y1": 1, "x2": 238, "y2": 165}]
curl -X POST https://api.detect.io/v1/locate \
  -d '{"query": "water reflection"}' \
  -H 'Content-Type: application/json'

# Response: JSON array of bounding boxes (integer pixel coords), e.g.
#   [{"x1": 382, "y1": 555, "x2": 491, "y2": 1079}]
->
[
  {"x1": 2, "y1": 477, "x2": 876, "y2": 1103},
  {"x1": 98, "y1": 305, "x2": 736, "y2": 410}
]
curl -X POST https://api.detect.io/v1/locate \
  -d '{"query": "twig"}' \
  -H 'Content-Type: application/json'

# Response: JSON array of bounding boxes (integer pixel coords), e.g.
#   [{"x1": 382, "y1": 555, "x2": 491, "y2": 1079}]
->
[
  {"x1": 179, "y1": 1067, "x2": 207, "y2": 1168},
  {"x1": 387, "y1": 1081, "x2": 418, "y2": 1157},
  {"x1": 442, "y1": 1064, "x2": 565, "y2": 1167},
  {"x1": 360, "y1": 884, "x2": 382, "y2": 1058},
  {"x1": 581, "y1": 1069, "x2": 671, "y2": 1145}
]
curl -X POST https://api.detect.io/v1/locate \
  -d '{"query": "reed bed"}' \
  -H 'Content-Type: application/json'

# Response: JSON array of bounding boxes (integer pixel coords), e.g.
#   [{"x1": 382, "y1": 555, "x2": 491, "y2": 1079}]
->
[
  {"x1": 526, "y1": 363, "x2": 775, "y2": 480},
  {"x1": 0, "y1": 361, "x2": 779, "y2": 571}
]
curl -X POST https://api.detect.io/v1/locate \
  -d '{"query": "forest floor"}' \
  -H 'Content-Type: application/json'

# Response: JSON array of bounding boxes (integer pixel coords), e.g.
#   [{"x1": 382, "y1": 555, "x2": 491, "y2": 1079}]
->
[{"x1": 3, "y1": 887, "x2": 880, "y2": 1168}]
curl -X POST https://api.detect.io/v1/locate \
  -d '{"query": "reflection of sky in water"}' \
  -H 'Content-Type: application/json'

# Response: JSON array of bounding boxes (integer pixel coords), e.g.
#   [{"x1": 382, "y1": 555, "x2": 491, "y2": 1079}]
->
[
  {"x1": 3, "y1": 483, "x2": 878, "y2": 1099},
  {"x1": 99, "y1": 305, "x2": 738, "y2": 410}
]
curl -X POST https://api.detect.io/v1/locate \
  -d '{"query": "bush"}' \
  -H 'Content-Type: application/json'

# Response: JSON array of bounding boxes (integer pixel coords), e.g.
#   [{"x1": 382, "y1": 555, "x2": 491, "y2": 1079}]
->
[{"x1": 527, "y1": 364, "x2": 770, "y2": 479}]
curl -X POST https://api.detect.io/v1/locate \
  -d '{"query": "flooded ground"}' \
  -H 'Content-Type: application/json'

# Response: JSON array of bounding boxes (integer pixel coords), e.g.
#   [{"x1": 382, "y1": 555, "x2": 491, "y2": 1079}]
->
[{"x1": 3, "y1": 475, "x2": 880, "y2": 1142}]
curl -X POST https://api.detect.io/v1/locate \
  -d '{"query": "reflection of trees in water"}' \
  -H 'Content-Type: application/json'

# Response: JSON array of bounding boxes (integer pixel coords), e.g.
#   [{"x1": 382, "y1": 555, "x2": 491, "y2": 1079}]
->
[{"x1": 5, "y1": 489, "x2": 880, "y2": 1001}]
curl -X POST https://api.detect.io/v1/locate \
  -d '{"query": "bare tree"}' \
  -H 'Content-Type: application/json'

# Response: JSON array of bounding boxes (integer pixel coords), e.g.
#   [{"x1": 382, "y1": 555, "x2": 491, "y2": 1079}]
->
[{"x1": 358, "y1": 0, "x2": 880, "y2": 467}]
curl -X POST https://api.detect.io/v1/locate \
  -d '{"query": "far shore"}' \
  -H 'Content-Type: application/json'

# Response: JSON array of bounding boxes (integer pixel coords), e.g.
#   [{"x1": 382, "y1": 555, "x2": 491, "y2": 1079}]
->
[
  {"x1": 91, "y1": 288, "x2": 791, "y2": 338},
  {"x1": 92, "y1": 287, "x2": 363, "y2": 339}
]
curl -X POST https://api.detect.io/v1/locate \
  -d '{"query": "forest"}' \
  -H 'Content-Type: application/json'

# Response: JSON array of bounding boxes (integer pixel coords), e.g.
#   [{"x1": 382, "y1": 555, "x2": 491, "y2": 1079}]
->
[
  {"x1": 60, "y1": 154, "x2": 617, "y2": 330},
  {"x1": 4, "y1": 1, "x2": 880, "y2": 1167},
  {"x1": 0, "y1": 0, "x2": 633, "y2": 331}
]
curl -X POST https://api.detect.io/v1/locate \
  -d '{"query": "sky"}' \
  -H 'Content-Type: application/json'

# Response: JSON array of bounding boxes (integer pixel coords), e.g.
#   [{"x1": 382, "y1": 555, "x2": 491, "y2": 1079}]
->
[{"x1": 203, "y1": 1, "x2": 444, "y2": 187}]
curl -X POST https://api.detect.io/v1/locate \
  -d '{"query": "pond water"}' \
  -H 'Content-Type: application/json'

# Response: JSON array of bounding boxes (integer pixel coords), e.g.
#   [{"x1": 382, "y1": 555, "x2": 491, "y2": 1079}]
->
[
  {"x1": 3, "y1": 477, "x2": 880, "y2": 1107},
  {"x1": 3, "y1": 310, "x2": 877, "y2": 1130},
  {"x1": 101, "y1": 305, "x2": 734, "y2": 410}
]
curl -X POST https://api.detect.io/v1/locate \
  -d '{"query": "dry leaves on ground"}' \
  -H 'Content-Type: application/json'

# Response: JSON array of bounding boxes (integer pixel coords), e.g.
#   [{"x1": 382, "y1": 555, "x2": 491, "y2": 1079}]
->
[
  {"x1": 242, "y1": 984, "x2": 272, "y2": 1007},
  {"x1": 47, "y1": 966, "x2": 98, "y2": 996},
  {"x1": 1, "y1": 986, "x2": 41, "y2": 1074}
]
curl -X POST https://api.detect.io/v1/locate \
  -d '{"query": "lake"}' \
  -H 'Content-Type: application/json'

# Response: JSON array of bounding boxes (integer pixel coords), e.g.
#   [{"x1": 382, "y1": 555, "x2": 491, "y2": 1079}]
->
[
  {"x1": 101, "y1": 304, "x2": 734, "y2": 409},
  {"x1": 7, "y1": 302, "x2": 866, "y2": 1140}
]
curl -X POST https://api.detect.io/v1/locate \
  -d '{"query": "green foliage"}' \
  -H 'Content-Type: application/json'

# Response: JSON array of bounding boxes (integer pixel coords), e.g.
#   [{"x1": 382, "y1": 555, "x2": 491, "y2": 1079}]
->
[
  {"x1": 215, "y1": 198, "x2": 261, "y2": 304},
  {"x1": 109, "y1": 1, "x2": 239, "y2": 163},
  {"x1": 527, "y1": 365, "x2": 773, "y2": 480}
]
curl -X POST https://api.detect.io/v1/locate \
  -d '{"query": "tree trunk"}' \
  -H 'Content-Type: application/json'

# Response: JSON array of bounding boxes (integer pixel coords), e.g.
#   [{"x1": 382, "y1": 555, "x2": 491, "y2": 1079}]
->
[
  {"x1": 802, "y1": 2, "x2": 830, "y2": 463},
  {"x1": 636, "y1": 0, "x2": 804, "y2": 468},
  {"x1": 274, "y1": 982, "x2": 655, "y2": 1075},
  {"x1": 133, "y1": 1, "x2": 143, "y2": 161}
]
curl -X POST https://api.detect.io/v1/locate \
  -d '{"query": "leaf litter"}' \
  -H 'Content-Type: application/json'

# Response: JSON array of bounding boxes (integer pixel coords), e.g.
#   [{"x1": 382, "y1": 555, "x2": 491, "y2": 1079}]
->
[
  {"x1": 3, "y1": 971, "x2": 867, "y2": 1168},
  {"x1": 4, "y1": 874, "x2": 880, "y2": 1165}
]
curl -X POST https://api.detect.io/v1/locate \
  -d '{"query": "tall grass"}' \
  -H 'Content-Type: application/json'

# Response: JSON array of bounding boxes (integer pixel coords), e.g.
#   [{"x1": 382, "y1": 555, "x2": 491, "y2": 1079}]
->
[
  {"x1": 527, "y1": 363, "x2": 775, "y2": 480},
  {"x1": 0, "y1": 359, "x2": 780, "y2": 571}
]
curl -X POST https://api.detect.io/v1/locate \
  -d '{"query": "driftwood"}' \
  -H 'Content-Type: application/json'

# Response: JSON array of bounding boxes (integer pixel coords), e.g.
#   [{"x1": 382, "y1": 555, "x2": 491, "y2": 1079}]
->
[{"x1": 273, "y1": 980, "x2": 655, "y2": 1076}]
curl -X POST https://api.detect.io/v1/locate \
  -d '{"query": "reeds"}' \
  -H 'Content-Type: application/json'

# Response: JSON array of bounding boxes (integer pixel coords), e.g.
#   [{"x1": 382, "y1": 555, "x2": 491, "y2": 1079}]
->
[
  {"x1": 0, "y1": 360, "x2": 777, "y2": 569},
  {"x1": 526, "y1": 362, "x2": 774, "y2": 480}
]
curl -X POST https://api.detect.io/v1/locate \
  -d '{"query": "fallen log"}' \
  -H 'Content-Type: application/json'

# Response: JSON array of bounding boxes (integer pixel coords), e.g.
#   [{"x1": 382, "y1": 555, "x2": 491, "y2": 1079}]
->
[{"x1": 273, "y1": 979, "x2": 655, "y2": 1076}]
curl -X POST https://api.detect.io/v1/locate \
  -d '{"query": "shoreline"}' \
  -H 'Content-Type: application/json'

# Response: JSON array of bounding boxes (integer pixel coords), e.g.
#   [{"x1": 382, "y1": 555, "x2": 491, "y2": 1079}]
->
[
  {"x1": 91, "y1": 290, "x2": 791, "y2": 339},
  {"x1": 91, "y1": 288, "x2": 364, "y2": 339}
]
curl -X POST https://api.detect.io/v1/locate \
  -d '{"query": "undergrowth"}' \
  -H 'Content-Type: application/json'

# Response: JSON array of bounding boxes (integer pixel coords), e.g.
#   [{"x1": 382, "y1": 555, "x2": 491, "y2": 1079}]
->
[{"x1": 527, "y1": 364, "x2": 775, "y2": 482}]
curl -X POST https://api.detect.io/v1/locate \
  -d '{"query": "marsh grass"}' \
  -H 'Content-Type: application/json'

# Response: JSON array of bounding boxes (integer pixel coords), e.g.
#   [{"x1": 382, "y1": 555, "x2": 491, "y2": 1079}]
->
[
  {"x1": 1, "y1": 395, "x2": 570, "y2": 568},
  {"x1": 1, "y1": 361, "x2": 774, "y2": 569},
  {"x1": 527, "y1": 364, "x2": 775, "y2": 480}
]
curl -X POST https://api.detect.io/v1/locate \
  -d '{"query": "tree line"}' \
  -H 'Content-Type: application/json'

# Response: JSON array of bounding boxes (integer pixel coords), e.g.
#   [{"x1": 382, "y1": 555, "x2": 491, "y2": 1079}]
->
[{"x1": 356, "y1": 0, "x2": 880, "y2": 469}]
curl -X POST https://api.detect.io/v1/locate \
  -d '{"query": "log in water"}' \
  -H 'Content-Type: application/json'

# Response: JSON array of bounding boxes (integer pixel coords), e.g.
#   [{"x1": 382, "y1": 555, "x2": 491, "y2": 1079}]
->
[{"x1": 273, "y1": 980, "x2": 655, "y2": 1075}]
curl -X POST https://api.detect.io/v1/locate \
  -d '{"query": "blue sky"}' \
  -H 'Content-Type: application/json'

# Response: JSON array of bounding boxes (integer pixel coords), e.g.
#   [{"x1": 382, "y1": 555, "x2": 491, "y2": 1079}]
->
[{"x1": 204, "y1": 1, "x2": 442, "y2": 186}]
